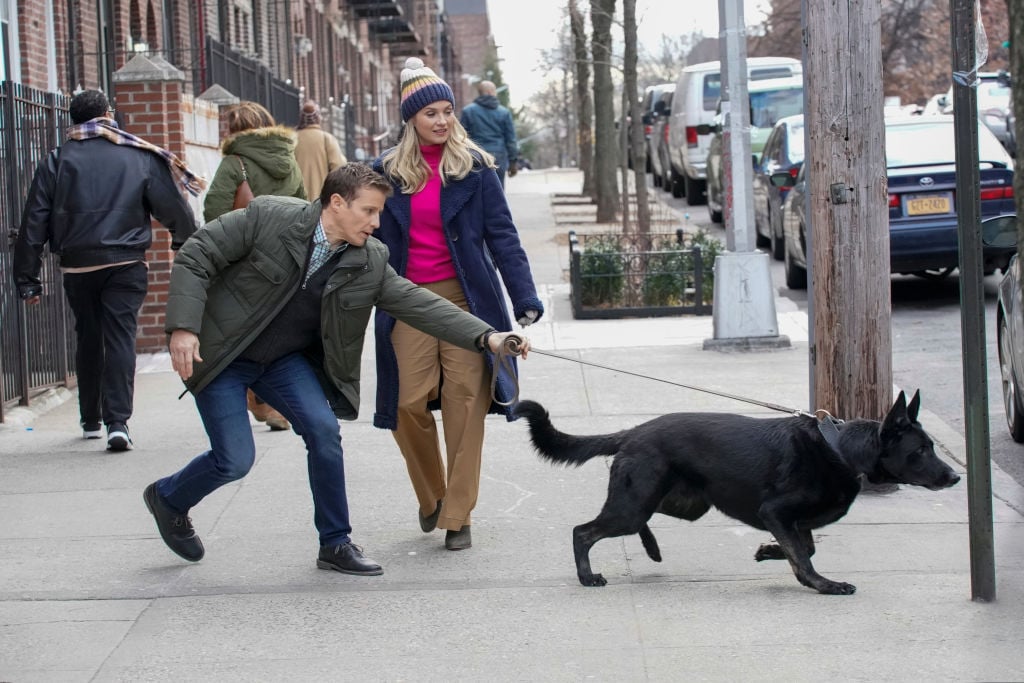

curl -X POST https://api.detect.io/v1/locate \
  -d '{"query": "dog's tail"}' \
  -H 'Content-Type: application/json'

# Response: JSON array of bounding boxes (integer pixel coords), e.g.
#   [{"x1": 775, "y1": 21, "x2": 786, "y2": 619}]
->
[{"x1": 514, "y1": 400, "x2": 626, "y2": 467}]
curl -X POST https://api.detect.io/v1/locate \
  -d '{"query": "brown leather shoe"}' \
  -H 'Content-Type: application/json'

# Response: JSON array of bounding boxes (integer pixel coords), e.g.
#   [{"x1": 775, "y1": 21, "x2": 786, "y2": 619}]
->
[
  {"x1": 445, "y1": 525, "x2": 472, "y2": 550},
  {"x1": 247, "y1": 389, "x2": 291, "y2": 431}
]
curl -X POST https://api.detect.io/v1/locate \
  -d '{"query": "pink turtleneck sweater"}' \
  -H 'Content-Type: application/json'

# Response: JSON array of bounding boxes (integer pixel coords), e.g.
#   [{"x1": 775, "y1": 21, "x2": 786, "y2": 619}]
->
[{"x1": 406, "y1": 144, "x2": 456, "y2": 284}]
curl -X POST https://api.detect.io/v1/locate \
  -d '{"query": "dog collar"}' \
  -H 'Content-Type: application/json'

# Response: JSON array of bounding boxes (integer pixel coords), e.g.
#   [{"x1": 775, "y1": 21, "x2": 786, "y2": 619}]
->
[{"x1": 817, "y1": 415, "x2": 843, "y2": 452}]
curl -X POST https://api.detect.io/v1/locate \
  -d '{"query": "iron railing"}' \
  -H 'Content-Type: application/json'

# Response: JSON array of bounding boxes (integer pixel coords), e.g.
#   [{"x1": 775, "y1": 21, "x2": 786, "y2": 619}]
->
[
  {"x1": 568, "y1": 230, "x2": 714, "y2": 319},
  {"x1": 204, "y1": 37, "x2": 300, "y2": 127},
  {"x1": 0, "y1": 81, "x2": 76, "y2": 422}
]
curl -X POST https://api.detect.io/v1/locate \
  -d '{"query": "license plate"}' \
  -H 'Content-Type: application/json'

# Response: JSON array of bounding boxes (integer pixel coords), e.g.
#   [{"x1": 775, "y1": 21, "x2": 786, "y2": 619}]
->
[{"x1": 905, "y1": 193, "x2": 953, "y2": 216}]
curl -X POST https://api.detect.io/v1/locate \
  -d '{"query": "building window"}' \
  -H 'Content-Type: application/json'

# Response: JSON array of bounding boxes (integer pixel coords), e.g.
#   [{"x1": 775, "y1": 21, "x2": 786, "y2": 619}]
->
[{"x1": 0, "y1": 0, "x2": 21, "y2": 82}]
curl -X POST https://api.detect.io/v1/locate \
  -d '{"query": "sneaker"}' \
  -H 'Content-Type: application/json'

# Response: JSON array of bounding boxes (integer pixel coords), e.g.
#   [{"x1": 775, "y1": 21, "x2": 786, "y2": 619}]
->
[
  {"x1": 106, "y1": 422, "x2": 132, "y2": 451},
  {"x1": 81, "y1": 421, "x2": 103, "y2": 440},
  {"x1": 317, "y1": 542, "x2": 383, "y2": 575},
  {"x1": 143, "y1": 482, "x2": 204, "y2": 562}
]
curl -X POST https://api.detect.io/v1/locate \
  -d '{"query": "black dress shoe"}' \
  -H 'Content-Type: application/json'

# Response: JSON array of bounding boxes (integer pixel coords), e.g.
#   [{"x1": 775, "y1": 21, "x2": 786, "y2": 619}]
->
[
  {"x1": 143, "y1": 482, "x2": 204, "y2": 562},
  {"x1": 445, "y1": 525, "x2": 472, "y2": 550},
  {"x1": 317, "y1": 542, "x2": 383, "y2": 575},
  {"x1": 419, "y1": 500, "x2": 442, "y2": 533}
]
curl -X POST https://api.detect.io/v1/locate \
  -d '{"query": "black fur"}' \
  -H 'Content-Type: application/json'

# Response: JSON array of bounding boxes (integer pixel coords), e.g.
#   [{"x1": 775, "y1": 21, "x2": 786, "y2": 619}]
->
[{"x1": 515, "y1": 391, "x2": 959, "y2": 595}]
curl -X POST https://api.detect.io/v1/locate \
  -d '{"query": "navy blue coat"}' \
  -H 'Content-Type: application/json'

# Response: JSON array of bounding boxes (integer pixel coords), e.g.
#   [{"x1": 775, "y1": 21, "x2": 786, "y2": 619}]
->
[{"x1": 372, "y1": 156, "x2": 544, "y2": 429}]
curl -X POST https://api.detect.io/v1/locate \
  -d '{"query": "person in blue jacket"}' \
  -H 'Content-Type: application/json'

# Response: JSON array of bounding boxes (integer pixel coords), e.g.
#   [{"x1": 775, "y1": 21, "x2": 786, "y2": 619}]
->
[
  {"x1": 460, "y1": 80, "x2": 519, "y2": 187},
  {"x1": 373, "y1": 58, "x2": 543, "y2": 551}
]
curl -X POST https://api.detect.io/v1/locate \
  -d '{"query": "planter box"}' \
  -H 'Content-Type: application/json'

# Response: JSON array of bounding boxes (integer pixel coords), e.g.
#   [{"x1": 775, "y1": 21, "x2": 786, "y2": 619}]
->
[{"x1": 568, "y1": 230, "x2": 716, "y2": 319}]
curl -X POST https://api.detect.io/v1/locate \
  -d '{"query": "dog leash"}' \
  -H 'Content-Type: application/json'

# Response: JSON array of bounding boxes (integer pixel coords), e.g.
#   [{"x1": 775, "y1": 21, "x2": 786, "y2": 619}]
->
[
  {"x1": 490, "y1": 334, "x2": 845, "y2": 446},
  {"x1": 491, "y1": 335, "x2": 804, "y2": 415}
]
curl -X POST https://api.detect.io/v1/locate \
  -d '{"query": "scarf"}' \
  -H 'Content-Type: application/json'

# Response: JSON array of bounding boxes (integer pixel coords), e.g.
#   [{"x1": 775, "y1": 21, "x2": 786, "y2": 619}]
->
[{"x1": 66, "y1": 117, "x2": 207, "y2": 196}]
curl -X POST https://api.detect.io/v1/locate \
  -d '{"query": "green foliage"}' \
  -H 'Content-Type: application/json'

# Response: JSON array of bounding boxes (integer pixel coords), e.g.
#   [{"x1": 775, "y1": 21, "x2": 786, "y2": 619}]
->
[
  {"x1": 688, "y1": 229, "x2": 723, "y2": 302},
  {"x1": 579, "y1": 236, "x2": 625, "y2": 306},
  {"x1": 641, "y1": 244, "x2": 687, "y2": 306}
]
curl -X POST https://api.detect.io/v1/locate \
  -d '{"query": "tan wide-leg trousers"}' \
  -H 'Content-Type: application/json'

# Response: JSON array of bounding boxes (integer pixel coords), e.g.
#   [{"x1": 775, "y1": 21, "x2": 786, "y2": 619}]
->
[{"x1": 391, "y1": 278, "x2": 490, "y2": 531}]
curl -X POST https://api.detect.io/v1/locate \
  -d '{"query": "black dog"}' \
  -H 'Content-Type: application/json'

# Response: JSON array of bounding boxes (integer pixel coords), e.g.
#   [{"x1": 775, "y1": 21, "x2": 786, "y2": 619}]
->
[{"x1": 515, "y1": 391, "x2": 959, "y2": 595}]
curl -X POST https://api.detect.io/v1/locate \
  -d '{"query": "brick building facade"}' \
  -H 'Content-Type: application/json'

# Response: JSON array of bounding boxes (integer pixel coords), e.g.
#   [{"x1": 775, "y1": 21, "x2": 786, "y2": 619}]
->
[{"x1": 2, "y1": 0, "x2": 494, "y2": 352}]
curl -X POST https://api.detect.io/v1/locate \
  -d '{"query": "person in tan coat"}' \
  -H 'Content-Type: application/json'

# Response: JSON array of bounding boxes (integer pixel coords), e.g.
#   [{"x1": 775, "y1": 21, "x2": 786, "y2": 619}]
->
[{"x1": 294, "y1": 101, "x2": 346, "y2": 200}]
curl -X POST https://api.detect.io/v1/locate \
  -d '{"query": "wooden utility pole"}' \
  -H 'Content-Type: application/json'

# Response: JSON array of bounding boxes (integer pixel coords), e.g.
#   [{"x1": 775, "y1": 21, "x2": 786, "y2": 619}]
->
[
  {"x1": 1010, "y1": 0, "x2": 1024, "y2": 233},
  {"x1": 804, "y1": 0, "x2": 892, "y2": 420}
]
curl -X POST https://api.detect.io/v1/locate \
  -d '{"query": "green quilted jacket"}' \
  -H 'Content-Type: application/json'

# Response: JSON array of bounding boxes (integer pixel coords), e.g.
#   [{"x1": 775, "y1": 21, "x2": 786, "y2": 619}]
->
[
  {"x1": 202, "y1": 125, "x2": 306, "y2": 222},
  {"x1": 166, "y1": 196, "x2": 491, "y2": 419}
]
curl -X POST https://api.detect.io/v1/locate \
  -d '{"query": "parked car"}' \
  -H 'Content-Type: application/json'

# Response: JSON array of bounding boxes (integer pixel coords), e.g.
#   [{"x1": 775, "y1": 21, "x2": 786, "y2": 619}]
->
[
  {"x1": 649, "y1": 87, "x2": 675, "y2": 191},
  {"x1": 752, "y1": 112, "x2": 805, "y2": 258},
  {"x1": 702, "y1": 80, "x2": 804, "y2": 231},
  {"x1": 992, "y1": 215, "x2": 1024, "y2": 440},
  {"x1": 667, "y1": 56, "x2": 802, "y2": 204},
  {"x1": 629, "y1": 82, "x2": 674, "y2": 171},
  {"x1": 776, "y1": 115, "x2": 1016, "y2": 289},
  {"x1": 939, "y1": 71, "x2": 1015, "y2": 156}
]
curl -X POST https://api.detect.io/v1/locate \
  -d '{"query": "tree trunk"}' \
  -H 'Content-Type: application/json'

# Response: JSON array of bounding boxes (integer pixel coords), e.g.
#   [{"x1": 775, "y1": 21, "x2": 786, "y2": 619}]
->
[
  {"x1": 569, "y1": 0, "x2": 594, "y2": 196},
  {"x1": 623, "y1": 0, "x2": 649, "y2": 237},
  {"x1": 1010, "y1": 0, "x2": 1024, "y2": 251},
  {"x1": 805, "y1": 0, "x2": 892, "y2": 420},
  {"x1": 590, "y1": 0, "x2": 619, "y2": 222}
]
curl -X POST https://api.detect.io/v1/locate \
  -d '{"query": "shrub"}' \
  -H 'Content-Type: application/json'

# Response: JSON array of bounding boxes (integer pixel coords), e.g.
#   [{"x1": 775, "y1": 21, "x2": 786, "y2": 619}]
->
[{"x1": 579, "y1": 235, "x2": 625, "y2": 306}]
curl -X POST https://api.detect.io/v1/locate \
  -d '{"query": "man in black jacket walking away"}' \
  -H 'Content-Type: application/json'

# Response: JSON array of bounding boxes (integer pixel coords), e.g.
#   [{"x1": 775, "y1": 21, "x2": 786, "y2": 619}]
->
[{"x1": 13, "y1": 89, "x2": 201, "y2": 451}]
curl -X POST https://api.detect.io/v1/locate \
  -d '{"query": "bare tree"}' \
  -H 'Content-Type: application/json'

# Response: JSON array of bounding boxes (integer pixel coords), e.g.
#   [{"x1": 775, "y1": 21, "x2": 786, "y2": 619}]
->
[
  {"x1": 638, "y1": 34, "x2": 697, "y2": 87},
  {"x1": 590, "y1": 0, "x2": 619, "y2": 222},
  {"x1": 569, "y1": 0, "x2": 594, "y2": 194},
  {"x1": 754, "y1": 0, "x2": 1010, "y2": 105},
  {"x1": 623, "y1": 0, "x2": 649, "y2": 236}
]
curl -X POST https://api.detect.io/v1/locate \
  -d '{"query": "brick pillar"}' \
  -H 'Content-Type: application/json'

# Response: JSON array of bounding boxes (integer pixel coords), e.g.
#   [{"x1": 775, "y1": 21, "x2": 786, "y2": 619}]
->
[{"x1": 112, "y1": 55, "x2": 191, "y2": 353}]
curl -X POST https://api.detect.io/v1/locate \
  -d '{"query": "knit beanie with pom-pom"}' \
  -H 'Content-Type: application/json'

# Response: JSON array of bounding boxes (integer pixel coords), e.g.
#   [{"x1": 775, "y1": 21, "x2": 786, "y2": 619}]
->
[{"x1": 399, "y1": 57, "x2": 455, "y2": 122}]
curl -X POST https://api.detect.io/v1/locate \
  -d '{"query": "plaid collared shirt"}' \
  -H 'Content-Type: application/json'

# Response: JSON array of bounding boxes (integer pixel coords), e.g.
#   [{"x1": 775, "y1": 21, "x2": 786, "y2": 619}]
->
[{"x1": 304, "y1": 220, "x2": 347, "y2": 285}]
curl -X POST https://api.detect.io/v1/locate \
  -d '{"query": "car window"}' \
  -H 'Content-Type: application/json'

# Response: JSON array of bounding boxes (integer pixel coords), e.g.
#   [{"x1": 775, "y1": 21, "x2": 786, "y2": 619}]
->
[
  {"x1": 788, "y1": 123, "x2": 805, "y2": 162},
  {"x1": 762, "y1": 128, "x2": 782, "y2": 163},
  {"x1": 885, "y1": 120, "x2": 1009, "y2": 166},
  {"x1": 749, "y1": 88, "x2": 803, "y2": 128},
  {"x1": 750, "y1": 67, "x2": 796, "y2": 81},
  {"x1": 976, "y1": 81, "x2": 1010, "y2": 110},
  {"x1": 703, "y1": 73, "x2": 722, "y2": 111}
]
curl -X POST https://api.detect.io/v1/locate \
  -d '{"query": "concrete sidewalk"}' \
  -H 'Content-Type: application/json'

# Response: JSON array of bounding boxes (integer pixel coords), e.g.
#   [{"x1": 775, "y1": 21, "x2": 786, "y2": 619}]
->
[{"x1": 2, "y1": 169, "x2": 1023, "y2": 682}]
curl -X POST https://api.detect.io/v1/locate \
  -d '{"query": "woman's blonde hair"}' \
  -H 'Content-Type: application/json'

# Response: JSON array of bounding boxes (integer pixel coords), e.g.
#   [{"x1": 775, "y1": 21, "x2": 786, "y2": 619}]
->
[
  {"x1": 227, "y1": 101, "x2": 275, "y2": 134},
  {"x1": 381, "y1": 116, "x2": 495, "y2": 194}
]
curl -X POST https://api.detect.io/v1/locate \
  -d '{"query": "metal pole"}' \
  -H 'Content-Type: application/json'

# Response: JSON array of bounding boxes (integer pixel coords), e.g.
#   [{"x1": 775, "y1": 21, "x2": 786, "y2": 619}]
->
[
  {"x1": 707, "y1": 0, "x2": 787, "y2": 348},
  {"x1": 950, "y1": 0, "x2": 996, "y2": 602}
]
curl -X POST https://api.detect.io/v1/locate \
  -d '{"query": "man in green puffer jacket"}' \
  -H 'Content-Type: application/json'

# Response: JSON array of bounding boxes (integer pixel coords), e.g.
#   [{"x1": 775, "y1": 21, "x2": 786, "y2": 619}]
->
[{"x1": 143, "y1": 164, "x2": 530, "y2": 576}]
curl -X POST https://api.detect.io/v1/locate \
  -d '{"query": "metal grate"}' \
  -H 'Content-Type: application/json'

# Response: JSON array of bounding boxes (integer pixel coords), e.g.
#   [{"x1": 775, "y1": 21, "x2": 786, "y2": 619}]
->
[{"x1": 0, "y1": 81, "x2": 76, "y2": 422}]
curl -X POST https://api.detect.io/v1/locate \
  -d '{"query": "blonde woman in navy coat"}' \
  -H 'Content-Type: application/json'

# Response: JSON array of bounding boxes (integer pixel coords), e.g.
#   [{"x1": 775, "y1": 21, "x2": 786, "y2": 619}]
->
[{"x1": 372, "y1": 59, "x2": 543, "y2": 551}]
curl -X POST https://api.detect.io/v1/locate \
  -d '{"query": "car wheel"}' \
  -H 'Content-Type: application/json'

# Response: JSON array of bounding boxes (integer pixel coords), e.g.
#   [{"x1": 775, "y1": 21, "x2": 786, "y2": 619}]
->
[
  {"x1": 754, "y1": 215, "x2": 770, "y2": 248},
  {"x1": 784, "y1": 242, "x2": 807, "y2": 290},
  {"x1": 671, "y1": 169, "x2": 684, "y2": 198},
  {"x1": 653, "y1": 172, "x2": 662, "y2": 188},
  {"x1": 769, "y1": 221, "x2": 785, "y2": 261},
  {"x1": 708, "y1": 205, "x2": 723, "y2": 224},
  {"x1": 684, "y1": 176, "x2": 705, "y2": 206},
  {"x1": 998, "y1": 313, "x2": 1024, "y2": 443}
]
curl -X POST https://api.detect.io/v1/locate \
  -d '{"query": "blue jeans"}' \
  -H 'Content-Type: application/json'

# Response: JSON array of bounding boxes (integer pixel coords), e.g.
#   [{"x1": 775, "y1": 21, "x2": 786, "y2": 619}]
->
[{"x1": 156, "y1": 353, "x2": 351, "y2": 547}]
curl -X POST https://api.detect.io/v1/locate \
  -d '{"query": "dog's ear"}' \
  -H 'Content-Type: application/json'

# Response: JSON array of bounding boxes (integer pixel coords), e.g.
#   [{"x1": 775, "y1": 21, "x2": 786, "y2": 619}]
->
[
  {"x1": 907, "y1": 390, "x2": 921, "y2": 423},
  {"x1": 882, "y1": 391, "x2": 909, "y2": 432}
]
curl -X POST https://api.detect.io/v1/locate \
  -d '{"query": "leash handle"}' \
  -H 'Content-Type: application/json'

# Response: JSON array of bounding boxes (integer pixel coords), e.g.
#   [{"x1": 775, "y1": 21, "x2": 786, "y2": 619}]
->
[{"x1": 490, "y1": 333, "x2": 524, "y2": 407}]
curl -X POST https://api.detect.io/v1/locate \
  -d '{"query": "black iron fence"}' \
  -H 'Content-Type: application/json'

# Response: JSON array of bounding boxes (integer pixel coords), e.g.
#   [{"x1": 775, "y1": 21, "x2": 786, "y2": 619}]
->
[
  {"x1": 205, "y1": 37, "x2": 301, "y2": 127},
  {"x1": 568, "y1": 230, "x2": 716, "y2": 319},
  {"x1": 0, "y1": 81, "x2": 76, "y2": 423}
]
